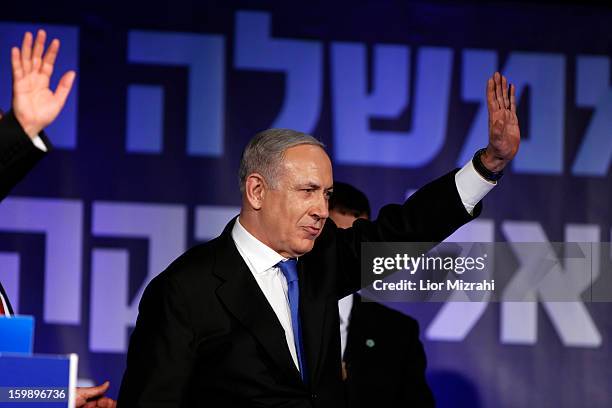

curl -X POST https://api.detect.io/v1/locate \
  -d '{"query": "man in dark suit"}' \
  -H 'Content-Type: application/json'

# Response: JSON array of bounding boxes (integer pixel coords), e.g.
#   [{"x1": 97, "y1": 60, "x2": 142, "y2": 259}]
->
[
  {"x1": 330, "y1": 182, "x2": 434, "y2": 407},
  {"x1": 0, "y1": 29, "x2": 116, "y2": 408},
  {"x1": 118, "y1": 72, "x2": 520, "y2": 407}
]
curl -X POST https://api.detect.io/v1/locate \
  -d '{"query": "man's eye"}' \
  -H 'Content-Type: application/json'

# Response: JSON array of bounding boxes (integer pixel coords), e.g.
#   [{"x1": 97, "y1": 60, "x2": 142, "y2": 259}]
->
[{"x1": 303, "y1": 188, "x2": 315, "y2": 193}]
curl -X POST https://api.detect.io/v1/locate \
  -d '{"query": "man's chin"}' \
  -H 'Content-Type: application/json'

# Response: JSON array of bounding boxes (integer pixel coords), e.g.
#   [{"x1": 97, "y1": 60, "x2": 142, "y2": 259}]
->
[{"x1": 291, "y1": 240, "x2": 316, "y2": 257}]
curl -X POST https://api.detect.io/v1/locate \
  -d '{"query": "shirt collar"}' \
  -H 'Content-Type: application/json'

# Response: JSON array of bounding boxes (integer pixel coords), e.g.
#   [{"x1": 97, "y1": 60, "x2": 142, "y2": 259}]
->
[{"x1": 232, "y1": 217, "x2": 285, "y2": 274}]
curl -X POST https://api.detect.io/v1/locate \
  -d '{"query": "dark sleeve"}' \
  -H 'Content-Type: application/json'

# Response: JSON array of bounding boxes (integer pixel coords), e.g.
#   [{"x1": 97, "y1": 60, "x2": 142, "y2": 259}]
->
[
  {"x1": 118, "y1": 272, "x2": 196, "y2": 408},
  {"x1": 332, "y1": 169, "x2": 481, "y2": 299},
  {"x1": 0, "y1": 110, "x2": 51, "y2": 200}
]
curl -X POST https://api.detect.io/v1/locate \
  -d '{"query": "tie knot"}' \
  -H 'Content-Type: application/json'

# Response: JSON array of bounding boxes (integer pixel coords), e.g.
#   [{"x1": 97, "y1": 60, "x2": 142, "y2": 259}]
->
[{"x1": 277, "y1": 259, "x2": 298, "y2": 283}]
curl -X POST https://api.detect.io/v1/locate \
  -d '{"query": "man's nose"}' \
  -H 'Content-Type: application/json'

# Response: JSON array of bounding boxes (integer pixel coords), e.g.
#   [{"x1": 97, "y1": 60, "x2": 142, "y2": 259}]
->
[{"x1": 311, "y1": 193, "x2": 329, "y2": 220}]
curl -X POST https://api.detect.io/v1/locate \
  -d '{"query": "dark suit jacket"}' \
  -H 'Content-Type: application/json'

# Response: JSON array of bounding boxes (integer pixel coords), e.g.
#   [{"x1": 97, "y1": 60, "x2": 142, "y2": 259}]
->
[
  {"x1": 118, "y1": 169, "x2": 480, "y2": 408},
  {"x1": 0, "y1": 111, "x2": 50, "y2": 314},
  {"x1": 343, "y1": 294, "x2": 435, "y2": 408},
  {"x1": 0, "y1": 110, "x2": 50, "y2": 201}
]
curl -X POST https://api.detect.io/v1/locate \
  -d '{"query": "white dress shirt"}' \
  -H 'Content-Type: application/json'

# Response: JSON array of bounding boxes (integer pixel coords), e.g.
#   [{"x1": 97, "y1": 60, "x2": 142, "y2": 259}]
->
[
  {"x1": 32, "y1": 136, "x2": 48, "y2": 152},
  {"x1": 233, "y1": 160, "x2": 495, "y2": 367},
  {"x1": 338, "y1": 294, "x2": 354, "y2": 357},
  {"x1": 455, "y1": 159, "x2": 496, "y2": 215},
  {"x1": 232, "y1": 218, "x2": 302, "y2": 372}
]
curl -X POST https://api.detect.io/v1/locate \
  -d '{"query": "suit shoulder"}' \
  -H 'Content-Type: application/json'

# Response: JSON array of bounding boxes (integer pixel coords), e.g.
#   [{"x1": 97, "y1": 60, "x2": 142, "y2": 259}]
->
[{"x1": 155, "y1": 236, "x2": 226, "y2": 286}]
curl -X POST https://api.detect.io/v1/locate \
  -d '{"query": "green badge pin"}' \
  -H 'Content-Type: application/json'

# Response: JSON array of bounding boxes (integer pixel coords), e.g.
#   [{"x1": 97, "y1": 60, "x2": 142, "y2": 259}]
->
[{"x1": 365, "y1": 339, "x2": 375, "y2": 348}]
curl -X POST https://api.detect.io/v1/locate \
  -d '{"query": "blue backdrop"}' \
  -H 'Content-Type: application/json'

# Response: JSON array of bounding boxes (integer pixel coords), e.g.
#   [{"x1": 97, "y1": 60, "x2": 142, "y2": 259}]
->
[{"x1": 0, "y1": 1, "x2": 610, "y2": 406}]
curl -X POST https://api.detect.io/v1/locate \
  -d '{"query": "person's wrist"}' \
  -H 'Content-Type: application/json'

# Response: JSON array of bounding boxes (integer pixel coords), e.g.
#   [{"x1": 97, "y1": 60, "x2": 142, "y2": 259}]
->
[
  {"x1": 14, "y1": 113, "x2": 42, "y2": 140},
  {"x1": 473, "y1": 148, "x2": 505, "y2": 182},
  {"x1": 481, "y1": 147, "x2": 508, "y2": 173},
  {"x1": 22, "y1": 126, "x2": 41, "y2": 140}
]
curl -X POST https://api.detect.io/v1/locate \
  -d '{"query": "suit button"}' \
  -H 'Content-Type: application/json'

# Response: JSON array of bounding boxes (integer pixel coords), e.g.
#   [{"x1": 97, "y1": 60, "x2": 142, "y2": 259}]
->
[{"x1": 311, "y1": 393, "x2": 318, "y2": 400}]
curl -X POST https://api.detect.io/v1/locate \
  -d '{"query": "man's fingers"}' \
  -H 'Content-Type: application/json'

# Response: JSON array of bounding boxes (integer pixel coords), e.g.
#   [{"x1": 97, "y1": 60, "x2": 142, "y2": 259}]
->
[
  {"x1": 78, "y1": 380, "x2": 109, "y2": 398},
  {"x1": 20, "y1": 31, "x2": 33, "y2": 74},
  {"x1": 77, "y1": 381, "x2": 110, "y2": 400},
  {"x1": 510, "y1": 83, "x2": 516, "y2": 113},
  {"x1": 487, "y1": 77, "x2": 498, "y2": 111},
  {"x1": 82, "y1": 397, "x2": 116, "y2": 408},
  {"x1": 32, "y1": 29, "x2": 46, "y2": 72},
  {"x1": 41, "y1": 38, "x2": 60, "y2": 77},
  {"x1": 501, "y1": 75, "x2": 510, "y2": 109},
  {"x1": 11, "y1": 47, "x2": 23, "y2": 81},
  {"x1": 96, "y1": 397, "x2": 117, "y2": 408},
  {"x1": 53, "y1": 70, "x2": 76, "y2": 108},
  {"x1": 494, "y1": 72, "x2": 505, "y2": 111}
]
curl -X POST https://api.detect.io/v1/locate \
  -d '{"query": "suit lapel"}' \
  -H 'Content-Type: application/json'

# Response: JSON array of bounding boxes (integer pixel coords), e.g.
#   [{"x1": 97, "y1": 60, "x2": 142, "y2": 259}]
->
[
  {"x1": 299, "y1": 258, "x2": 328, "y2": 386},
  {"x1": 213, "y1": 219, "x2": 304, "y2": 387}
]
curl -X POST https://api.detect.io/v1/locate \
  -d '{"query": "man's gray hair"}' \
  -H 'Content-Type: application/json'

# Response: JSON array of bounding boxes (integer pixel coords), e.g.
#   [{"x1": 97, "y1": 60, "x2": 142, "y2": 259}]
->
[{"x1": 239, "y1": 128, "x2": 325, "y2": 193}]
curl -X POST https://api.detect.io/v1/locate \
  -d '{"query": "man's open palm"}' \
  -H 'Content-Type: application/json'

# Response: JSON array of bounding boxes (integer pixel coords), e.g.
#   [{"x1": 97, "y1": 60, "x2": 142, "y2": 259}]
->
[{"x1": 11, "y1": 29, "x2": 75, "y2": 138}]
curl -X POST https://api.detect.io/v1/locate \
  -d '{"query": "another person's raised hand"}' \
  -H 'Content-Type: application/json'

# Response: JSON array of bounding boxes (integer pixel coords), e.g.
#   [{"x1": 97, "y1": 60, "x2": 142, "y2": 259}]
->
[{"x1": 11, "y1": 29, "x2": 76, "y2": 139}]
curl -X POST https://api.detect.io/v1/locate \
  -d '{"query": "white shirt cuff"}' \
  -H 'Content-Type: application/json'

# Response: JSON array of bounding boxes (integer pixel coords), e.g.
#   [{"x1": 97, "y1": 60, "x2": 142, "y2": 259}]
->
[
  {"x1": 31, "y1": 135, "x2": 48, "y2": 152},
  {"x1": 455, "y1": 159, "x2": 496, "y2": 215}
]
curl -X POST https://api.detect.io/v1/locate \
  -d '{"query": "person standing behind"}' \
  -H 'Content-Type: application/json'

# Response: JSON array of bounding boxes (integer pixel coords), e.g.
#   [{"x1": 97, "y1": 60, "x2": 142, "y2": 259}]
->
[{"x1": 329, "y1": 182, "x2": 435, "y2": 408}]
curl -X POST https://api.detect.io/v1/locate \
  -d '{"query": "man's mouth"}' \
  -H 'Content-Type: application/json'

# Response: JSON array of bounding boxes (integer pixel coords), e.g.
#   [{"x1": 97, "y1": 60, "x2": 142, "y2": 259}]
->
[{"x1": 302, "y1": 226, "x2": 321, "y2": 237}]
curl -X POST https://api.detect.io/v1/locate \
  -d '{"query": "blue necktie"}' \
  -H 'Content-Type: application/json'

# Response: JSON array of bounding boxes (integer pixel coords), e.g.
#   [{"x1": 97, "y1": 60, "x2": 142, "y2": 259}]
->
[{"x1": 277, "y1": 259, "x2": 307, "y2": 381}]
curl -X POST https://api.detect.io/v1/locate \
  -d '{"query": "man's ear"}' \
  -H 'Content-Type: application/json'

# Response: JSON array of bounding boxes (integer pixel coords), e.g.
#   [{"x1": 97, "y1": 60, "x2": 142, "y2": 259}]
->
[{"x1": 244, "y1": 173, "x2": 267, "y2": 210}]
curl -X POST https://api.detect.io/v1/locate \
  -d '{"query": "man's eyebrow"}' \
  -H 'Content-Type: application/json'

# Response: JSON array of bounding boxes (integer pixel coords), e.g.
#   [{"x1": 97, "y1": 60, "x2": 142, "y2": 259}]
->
[
  {"x1": 297, "y1": 182, "x2": 322, "y2": 189},
  {"x1": 295, "y1": 182, "x2": 333, "y2": 192}
]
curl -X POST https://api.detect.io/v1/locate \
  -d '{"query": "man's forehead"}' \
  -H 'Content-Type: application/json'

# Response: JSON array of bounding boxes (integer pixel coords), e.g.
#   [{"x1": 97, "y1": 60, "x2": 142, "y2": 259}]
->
[
  {"x1": 283, "y1": 143, "x2": 330, "y2": 160},
  {"x1": 281, "y1": 146, "x2": 333, "y2": 180},
  {"x1": 286, "y1": 170, "x2": 334, "y2": 188}
]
